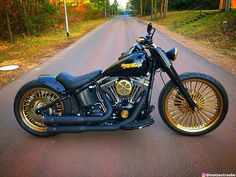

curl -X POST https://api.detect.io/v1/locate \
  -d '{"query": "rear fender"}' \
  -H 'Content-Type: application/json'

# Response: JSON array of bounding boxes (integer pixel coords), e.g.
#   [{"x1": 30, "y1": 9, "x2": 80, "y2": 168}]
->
[{"x1": 38, "y1": 75, "x2": 65, "y2": 93}]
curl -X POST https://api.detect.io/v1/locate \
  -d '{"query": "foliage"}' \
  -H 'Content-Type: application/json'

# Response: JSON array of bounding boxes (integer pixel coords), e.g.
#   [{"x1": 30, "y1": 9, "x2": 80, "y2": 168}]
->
[
  {"x1": 0, "y1": 18, "x2": 107, "y2": 87},
  {"x1": 168, "y1": 0, "x2": 220, "y2": 10},
  {"x1": 0, "y1": 0, "x2": 113, "y2": 41},
  {"x1": 152, "y1": 10, "x2": 236, "y2": 58},
  {"x1": 0, "y1": 0, "x2": 58, "y2": 39},
  {"x1": 72, "y1": 0, "x2": 111, "y2": 20},
  {"x1": 130, "y1": 0, "x2": 221, "y2": 18}
]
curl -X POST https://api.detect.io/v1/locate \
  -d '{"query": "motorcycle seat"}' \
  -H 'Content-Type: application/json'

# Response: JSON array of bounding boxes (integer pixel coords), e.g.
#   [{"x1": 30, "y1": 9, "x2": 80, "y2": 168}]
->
[{"x1": 56, "y1": 70, "x2": 102, "y2": 90}]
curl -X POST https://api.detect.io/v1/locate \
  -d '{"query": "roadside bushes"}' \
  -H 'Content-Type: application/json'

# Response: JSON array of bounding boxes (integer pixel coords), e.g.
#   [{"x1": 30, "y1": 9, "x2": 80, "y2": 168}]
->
[{"x1": 0, "y1": 0, "x2": 58, "y2": 40}]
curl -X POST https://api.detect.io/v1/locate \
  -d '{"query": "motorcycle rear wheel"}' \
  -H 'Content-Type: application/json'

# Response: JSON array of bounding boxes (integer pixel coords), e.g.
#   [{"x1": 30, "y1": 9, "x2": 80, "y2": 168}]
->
[
  {"x1": 14, "y1": 80, "x2": 65, "y2": 137},
  {"x1": 158, "y1": 72, "x2": 228, "y2": 136}
]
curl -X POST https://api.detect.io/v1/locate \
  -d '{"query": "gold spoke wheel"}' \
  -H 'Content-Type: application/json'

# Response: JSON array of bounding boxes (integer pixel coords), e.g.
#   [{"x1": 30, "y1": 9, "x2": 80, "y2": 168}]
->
[
  {"x1": 165, "y1": 79, "x2": 223, "y2": 133},
  {"x1": 19, "y1": 87, "x2": 64, "y2": 132}
]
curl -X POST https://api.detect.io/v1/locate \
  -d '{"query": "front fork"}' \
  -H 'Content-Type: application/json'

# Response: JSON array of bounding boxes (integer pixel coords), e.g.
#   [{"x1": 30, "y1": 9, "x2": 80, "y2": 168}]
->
[
  {"x1": 165, "y1": 65, "x2": 197, "y2": 111},
  {"x1": 149, "y1": 46, "x2": 197, "y2": 111}
]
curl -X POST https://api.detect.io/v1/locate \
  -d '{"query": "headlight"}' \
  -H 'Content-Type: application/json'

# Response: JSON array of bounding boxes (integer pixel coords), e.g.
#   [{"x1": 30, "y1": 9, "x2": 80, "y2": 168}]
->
[{"x1": 166, "y1": 47, "x2": 178, "y2": 61}]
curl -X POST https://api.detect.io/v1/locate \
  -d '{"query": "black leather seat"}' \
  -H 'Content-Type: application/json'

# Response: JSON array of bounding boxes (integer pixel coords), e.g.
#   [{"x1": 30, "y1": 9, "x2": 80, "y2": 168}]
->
[{"x1": 56, "y1": 70, "x2": 102, "y2": 90}]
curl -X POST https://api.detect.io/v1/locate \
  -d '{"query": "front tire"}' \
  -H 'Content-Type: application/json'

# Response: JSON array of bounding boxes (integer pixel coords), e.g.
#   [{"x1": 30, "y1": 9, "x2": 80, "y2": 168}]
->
[
  {"x1": 158, "y1": 72, "x2": 228, "y2": 136},
  {"x1": 14, "y1": 80, "x2": 65, "y2": 137}
]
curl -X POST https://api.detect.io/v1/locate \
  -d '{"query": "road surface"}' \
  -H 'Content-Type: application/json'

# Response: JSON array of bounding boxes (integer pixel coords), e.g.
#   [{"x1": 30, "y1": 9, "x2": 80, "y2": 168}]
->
[{"x1": 0, "y1": 16, "x2": 235, "y2": 177}]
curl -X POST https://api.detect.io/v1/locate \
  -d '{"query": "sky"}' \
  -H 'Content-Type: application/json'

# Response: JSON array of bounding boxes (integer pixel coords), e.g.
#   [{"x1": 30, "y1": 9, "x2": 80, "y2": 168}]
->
[{"x1": 110, "y1": 0, "x2": 129, "y2": 9}]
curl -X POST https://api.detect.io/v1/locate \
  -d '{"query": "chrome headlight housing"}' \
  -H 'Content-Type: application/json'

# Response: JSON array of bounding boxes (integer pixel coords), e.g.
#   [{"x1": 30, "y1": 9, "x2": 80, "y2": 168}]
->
[{"x1": 166, "y1": 47, "x2": 178, "y2": 61}]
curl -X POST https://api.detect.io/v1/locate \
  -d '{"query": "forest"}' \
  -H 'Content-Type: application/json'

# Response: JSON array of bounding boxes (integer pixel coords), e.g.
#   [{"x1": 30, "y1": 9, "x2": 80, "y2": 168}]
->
[
  {"x1": 0, "y1": 0, "x2": 233, "y2": 41},
  {"x1": 130, "y1": 0, "x2": 221, "y2": 18},
  {"x1": 0, "y1": 0, "x2": 118, "y2": 41}
]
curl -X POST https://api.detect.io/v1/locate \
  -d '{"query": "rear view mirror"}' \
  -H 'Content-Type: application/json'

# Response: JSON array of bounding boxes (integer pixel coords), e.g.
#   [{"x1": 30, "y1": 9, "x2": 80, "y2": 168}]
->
[{"x1": 147, "y1": 23, "x2": 152, "y2": 34}]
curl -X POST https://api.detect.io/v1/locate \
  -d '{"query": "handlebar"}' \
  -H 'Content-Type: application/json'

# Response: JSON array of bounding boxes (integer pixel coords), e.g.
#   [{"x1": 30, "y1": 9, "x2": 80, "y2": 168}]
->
[{"x1": 136, "y1": 23, "x2": 156, "y2": 45}]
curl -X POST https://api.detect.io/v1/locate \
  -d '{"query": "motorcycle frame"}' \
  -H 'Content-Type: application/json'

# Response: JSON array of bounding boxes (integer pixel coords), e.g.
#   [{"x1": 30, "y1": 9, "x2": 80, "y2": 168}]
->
[{"x1": 37, "y1": 45, "x2": 197, "y2": 116}]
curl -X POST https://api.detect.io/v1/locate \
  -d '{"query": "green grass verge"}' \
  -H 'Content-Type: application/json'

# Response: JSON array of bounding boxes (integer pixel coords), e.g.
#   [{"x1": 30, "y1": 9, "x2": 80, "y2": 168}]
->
[
  {"x1": 0, "y1": 18, "x2": 108, "y2": 88},
  {"x1": 142, "y1": 10, "x2": 236, "y2": 58},
  {"x1": 0, "y1": 18, "x2": 107, "y2": 65}
]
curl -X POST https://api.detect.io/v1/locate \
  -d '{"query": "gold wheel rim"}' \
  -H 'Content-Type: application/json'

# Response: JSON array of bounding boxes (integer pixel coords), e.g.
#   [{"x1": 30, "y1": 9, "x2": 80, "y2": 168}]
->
[
  {"x1": 165, "y1": 79, "x2": 223, "y2": 132},
  {"x1": 19, "y1": 87, "x2": 64, "y2": 132}
]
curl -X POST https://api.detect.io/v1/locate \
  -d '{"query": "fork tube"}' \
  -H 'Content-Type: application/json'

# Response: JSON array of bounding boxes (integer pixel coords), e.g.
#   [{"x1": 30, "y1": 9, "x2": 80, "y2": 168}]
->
[
  {"x1": 147, "y1": 62, "x2": 156, "y2": 107},
  {"x1": 166, "y1": 65, "x2": 197, "y2": 110},
  {"x1": 152, "y1": 47, "x2": 197, "y2": 110}
]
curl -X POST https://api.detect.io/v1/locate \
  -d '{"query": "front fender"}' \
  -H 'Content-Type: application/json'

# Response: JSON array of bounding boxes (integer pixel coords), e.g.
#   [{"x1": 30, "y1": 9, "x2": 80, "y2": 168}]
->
[{"x1": 38, "y1": 75, "x2": 65, "y2": 93}]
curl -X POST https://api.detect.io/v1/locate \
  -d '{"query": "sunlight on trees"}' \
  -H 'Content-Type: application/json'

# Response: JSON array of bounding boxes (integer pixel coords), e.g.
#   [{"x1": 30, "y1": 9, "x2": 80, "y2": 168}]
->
[{"x1": 0, "y1": 0, "x2": 117, "y2": 41}]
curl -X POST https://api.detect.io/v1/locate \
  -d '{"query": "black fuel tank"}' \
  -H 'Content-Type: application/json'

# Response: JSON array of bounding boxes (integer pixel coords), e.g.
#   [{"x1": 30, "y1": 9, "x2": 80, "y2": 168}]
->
[{"x1": 103, "y1": 52, "x2": 149, "y2": 77}]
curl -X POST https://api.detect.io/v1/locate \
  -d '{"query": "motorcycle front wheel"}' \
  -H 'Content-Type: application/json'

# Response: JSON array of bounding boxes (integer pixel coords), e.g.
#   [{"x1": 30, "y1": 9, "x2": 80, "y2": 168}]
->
[{"x1": 158, "y1": 72, "x2": 228, "y2": 136}]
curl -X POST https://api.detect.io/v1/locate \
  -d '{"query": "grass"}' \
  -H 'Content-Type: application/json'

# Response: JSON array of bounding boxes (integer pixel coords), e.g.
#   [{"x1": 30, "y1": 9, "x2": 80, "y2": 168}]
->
[
  {"x1": 0, "y1": 18, "x2": 107, "y2": 65},
  {"x1": 0, "y1": 18, "x2": 108, "y2": 88},
  {"x1": 142, "y1": 10, "x2": 236, "y2": 58}
]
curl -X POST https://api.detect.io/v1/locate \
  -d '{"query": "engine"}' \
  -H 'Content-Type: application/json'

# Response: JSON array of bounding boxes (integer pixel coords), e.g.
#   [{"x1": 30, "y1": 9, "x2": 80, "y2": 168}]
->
[
  {"x1": 99, "y1": 76, "x2": 150, "y2": 119},
  {"x1": 100, "y1": 77, "x2": 149, "y2": 104},
  {"x1": 75, "y1": 76, "x2": 149, "y2": 120}
]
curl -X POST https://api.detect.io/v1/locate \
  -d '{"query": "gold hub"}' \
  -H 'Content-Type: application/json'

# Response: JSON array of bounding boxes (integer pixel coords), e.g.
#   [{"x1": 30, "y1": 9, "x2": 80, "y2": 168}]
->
[{"x1": 175, "y1": 90, "x2": 205, "y2": 113}]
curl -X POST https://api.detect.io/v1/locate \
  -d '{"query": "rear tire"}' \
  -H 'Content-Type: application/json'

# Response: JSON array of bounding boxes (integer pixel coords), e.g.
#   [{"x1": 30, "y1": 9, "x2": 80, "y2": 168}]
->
[
  {"x1": 158, "y1": 72, "x2": 228, "y2": 136},
  {"x1": 14, "y1": 80, "x2": 65, "y2": 137}
]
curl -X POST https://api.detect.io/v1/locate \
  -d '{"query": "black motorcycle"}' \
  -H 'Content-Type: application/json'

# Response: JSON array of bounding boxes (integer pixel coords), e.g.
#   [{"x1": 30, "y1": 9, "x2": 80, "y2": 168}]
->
[{"x1": 14, "y1": 23, "x2": 228, "y2": 137}]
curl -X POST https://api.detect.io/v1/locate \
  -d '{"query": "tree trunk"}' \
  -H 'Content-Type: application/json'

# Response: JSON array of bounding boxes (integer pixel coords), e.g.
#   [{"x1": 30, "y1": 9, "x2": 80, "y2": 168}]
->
[
  {"x1": 223, "y1": 0, "x2": 226, "y2": 9},
  {"x1": 214, "y1": 0, "x2": 218, "y2": 9},
  {"x1": 226, "y1": 0, "x2": 231, "y2": 11},
  {"x1": 163, "y1": 1, "x2": 165, "y2": 18},
  {"x1": 4, "y1": 0, "x2": 13, "y2": 41},
  {"x1": 166, "y1": 0, "x2": 169, "y2": 18},
  {"x1": 140, "y1": 0, "x2": 143, "y2": 16},
  {"x1": 163, "y1": 0, "x2": 168, "y2": 18},
  {"x1": 151, "y1": 0, "x2": 153, "y2": 19},
  {"x1": 22, "y1": 0, "x2": 30, "y2": 35},
  {"x1": 221, "y1": 0, "x2": 231, "y2": 11},
  {"x1": 160, "y1": 0, "x2": 163, "y2": 18},
  {"x1": 154, "y1": 0, "x2": 157, "y2": 19}
]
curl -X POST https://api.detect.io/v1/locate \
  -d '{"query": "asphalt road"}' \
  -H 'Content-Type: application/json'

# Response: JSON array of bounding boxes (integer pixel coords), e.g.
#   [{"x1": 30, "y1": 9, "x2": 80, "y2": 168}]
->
[{"x1": 0, "y1": 16, "x2": 236, "y2": 177}]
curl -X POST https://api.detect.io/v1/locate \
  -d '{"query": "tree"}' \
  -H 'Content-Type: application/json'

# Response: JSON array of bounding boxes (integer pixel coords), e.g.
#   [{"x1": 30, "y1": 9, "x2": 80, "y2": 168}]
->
[
  {"x1": 221, "y1": 0, "x2": 231, "y2": 11},
  {"x1": 153, "y1": 0, "x2": 157, "y2": 19},
  {"x1": 151, "y1": 0, "x2": 153, "y2": 19},
  {"x1": 160, "y1": 0, "x2": 168, "y2": 18},
  {"x1": 112, "y1": 0, "x2": 119, "y2": 15},
  {"x1": 140, "y1": 0, "x2": 143, "y2": 16},
  {"x1": 0, "y1": 0, "x2": 113, "y2": 40},
  {"x1": 3, "y1": 0, "x2": 13, "y2": 41}
]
